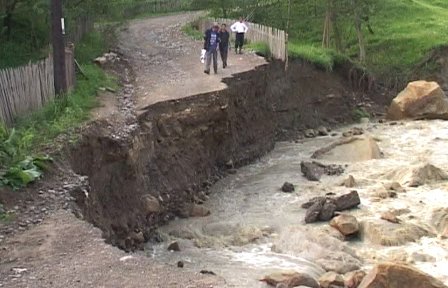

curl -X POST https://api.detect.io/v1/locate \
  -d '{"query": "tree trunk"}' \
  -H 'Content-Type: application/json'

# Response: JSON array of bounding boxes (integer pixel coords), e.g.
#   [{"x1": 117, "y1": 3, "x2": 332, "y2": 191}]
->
[
  {"x1": 331, "y1": 3, "x2": 343, "y2": 52},
  {"x1": 285, "y1": 0, "x2": 291, "y2": 72},
  {"x1": 3, "y1": 12, "x2": 12, "y2": 40},
  {"x1": 352, "y1": 0, "x2": 366, "y2": 63}
]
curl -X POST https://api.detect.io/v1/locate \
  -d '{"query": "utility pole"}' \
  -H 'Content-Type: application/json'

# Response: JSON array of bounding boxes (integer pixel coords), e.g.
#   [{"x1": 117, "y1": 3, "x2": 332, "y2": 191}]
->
[{"x1": 51, "y1": 0, "x2": 67, "y2": 95}]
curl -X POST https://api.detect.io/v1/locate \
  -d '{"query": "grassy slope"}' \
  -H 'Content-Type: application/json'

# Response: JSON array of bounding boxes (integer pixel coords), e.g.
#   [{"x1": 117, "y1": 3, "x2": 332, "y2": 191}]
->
[
  {"x1": 364, "y1": 0, "x2": 448, "y2": 78},
  {"x1": 251, "y1": 0, "x2": 448, "y2": 79},
  {"x1": 0, "y1": 31, "x2": 116, "y2": 189}
]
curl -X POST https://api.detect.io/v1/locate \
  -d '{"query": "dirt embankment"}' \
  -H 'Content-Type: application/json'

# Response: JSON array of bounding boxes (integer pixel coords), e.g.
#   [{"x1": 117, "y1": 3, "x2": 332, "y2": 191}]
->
[{"x1": 69, "y1": 58, "x2": 383, "y2": 250}]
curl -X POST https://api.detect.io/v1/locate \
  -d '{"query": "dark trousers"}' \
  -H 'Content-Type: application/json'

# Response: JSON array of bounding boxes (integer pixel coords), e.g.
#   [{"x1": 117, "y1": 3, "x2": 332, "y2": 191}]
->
[
  {"x1": 205, "y1": 49, "x2": 218, "y2": 73},
  {"x1": 235, "y1": 33, "x2": 245, "y2": 52},
  {"x1": 219, "y1": 46, "x2": 228, "y2": 67}
]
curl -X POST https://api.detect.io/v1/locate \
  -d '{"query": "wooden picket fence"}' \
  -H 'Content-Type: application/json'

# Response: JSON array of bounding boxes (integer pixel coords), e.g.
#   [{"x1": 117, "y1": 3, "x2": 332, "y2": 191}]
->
[
  {"x1": 198, "y1": 18, "x2": 287, "y2": 61},
  {"x1": 0, "y1": 48, "x2": 76, "y2": 126},
  {"x1": 0, "y1": 57, "x2": 55, "y2": 125}
]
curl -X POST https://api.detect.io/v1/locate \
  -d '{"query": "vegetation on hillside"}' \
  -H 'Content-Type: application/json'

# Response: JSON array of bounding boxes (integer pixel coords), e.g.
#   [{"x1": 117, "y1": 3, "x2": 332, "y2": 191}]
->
[
  {"x1": 0, "y1": 30, "x2": 116, "y2": 189},
  {"x1": 0, "y1": 1, "x2": 191, "y2": 189},
  {"x1": 194, "y1": 0, "x2": 448, "y2": 82},
  {"x1": 0, "y1": 0, "x2": 191, "y2": 68}
]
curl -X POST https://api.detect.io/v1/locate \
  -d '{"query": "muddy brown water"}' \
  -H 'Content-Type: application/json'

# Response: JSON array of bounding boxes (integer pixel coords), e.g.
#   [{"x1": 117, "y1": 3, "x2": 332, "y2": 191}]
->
[{"x1": 147, "y1": 120, "x2": 448, "y2": 287}]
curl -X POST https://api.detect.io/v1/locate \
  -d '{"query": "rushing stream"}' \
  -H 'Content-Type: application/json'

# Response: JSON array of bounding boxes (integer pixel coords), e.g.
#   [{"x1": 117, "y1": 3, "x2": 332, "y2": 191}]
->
[{"x1": 146, "y1": 120, "x2": 448, "y2": 287}]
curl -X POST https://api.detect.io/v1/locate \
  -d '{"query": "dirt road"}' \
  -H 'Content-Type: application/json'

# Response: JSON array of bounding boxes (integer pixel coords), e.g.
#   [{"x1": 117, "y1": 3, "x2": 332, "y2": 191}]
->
[
  {"x1": 117, "y1": 12, "x2": 266, "y2": 110},
  {"x1": 0, "y1": 12, "x2": 268, "y2": 288}
]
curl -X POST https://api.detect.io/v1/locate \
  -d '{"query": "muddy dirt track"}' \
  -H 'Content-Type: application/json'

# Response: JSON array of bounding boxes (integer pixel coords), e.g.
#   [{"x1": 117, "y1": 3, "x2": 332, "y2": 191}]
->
[{"x1": 0, "y1": 12, "x2": 270, "y2": 288}]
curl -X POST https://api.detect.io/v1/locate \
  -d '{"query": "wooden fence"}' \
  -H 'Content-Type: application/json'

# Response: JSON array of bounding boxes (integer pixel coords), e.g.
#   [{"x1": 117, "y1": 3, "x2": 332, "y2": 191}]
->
[
  {"x1": 66, "y1": 15, "x2": 94, "y2": 44},
  {"x1": 198, "y1": 18, "x2": 287, "y2": 61},
  {"x1": 0, "y1": 48, "x2": 76, "y2": 126},
  {"x1": 0, "y1": 16, "x2": 88, "y2": 125},
  {"x1": 0, "y1": 57, "x2": 54, "y2": 125}
]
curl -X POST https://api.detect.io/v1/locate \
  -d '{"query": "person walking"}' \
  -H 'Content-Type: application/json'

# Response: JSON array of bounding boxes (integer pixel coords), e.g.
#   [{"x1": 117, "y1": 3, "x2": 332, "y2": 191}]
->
[
  {"x1": 203, "y1": 22, "x2": 220, "y2": 75},
  {"x1": 230, "y1": 17, "x2": 248, "y2": 54},
  {"x1": 219, "y1": 23, "x2": 230, "y2": 68}
]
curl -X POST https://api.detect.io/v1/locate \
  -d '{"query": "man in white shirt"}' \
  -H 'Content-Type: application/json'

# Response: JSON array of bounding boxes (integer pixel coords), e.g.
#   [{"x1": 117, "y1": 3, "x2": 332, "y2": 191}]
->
[{"x1": 230, "y1": 17, "x2": 249, "y2": 54}]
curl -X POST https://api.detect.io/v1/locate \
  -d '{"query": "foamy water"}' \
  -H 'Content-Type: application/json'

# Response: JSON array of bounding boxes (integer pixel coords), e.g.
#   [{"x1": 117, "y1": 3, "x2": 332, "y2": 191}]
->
[{"x1": 148, "y1": 120, "x2": 448, "y2": 287}]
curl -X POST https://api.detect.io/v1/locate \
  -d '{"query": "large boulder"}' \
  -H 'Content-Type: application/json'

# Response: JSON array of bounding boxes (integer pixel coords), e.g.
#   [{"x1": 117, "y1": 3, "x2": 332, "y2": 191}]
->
[
  {"x1": 358, "y1": 263, "x2": 447, "y2": 288},
  {"x1": 300, "y1": 161, "x2": 344, "y2": 182},
  {"x1": 431, "y1": 207, "x2": 448, "y2": 238},
  {"x1": 330, "y1": 214, "x2": 360, "y2": 237},
  {"x1": 360, "y1": 219, "x2": 434, "y2": 246},
  {"x1": 384, "y1": 163, "x2": 448, "y2": 187},
  {"x1": 303, "y1": 191, "x2": 361, "y2": 224},
  {"x1": 260, "y1": 271, "x2": 320, "y2": 288},
  {"x1": 312, "y1": 136, "x2": 382, "y2": 162},
  {"x1": 345, "y1": 270, "x2": 367, "y2": 288},
  {"x1": 319, "y1": 272, "x2": 345, "y2": 288},
  {"x1": 387, "y1": 81, "x2": 448, "y2": 120}
]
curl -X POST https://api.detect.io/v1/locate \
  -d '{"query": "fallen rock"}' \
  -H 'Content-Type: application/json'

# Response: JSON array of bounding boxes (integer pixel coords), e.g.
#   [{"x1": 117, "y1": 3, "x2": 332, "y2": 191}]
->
[
  {"x1": 381, "y1": 211, "x2": 400, "y2": 223},
  {"x1": 167, "y1": 241, "x2": 180, "y2": 252},
  {"x1": 387, "y1": 80, "x2": 448, "y2": 120},
  {"x1": 385, "y1": 163, "x2": 448, "y2": 187},
  {"x1": 189, "y1": 204, "x2": 211, "y2": 217},
  {"x1": 431, "y1": 207, "x2": 448, "y2": 238},
  {"x1": 384, "y1": 181, "x2": 406, "y2": 193},
  {"x1": 344, "y1": 270, "x2": 366, "y2": 288},
  {"x1": 305, "y1": 129, "x2": 317, "y2": 138},
  {"x1": 411, "y1": 252, "x2": 436, "y2": 263},
  {"x1": 330, "y1": 214, "x2": 360, "y2": 236},
  {"x1": 342, "y1": 127, "x2": 364, "y2": 137},
  {"x1": 316, "y1": 259, "x2": 361, "y2": 274},
  {"x1": 342, "y1": 175, "x2": 356, "y2": 188},
  {"x1": 371, "y1": 186, "x2": 397, "y2": 199},
  {"x1": 320, "y1": 201, "x2": 337, "y2": 221},
  {"x1": 260, "y1": 271, "x2": 320, "y2": 288},
  {"x1": 333, "y1": 190, "x2": 361, "y2": 211},
  {"x1": 301, "y1": 162, "x2": 324, "y2": 181},
  {"x1": 301, "y1": 197, "x2": 326, "y2": 209},
  {"x1": 312, "y1": 136, "x2": 381, "y2": 162},
  {"x1": 358, "y1": 262, "x2": 447, "y2": 288},
  {"x1": 200, "y1": 270, "x2": 216, "y2": 275},
  {"x1": 318, "y1": 126, "x2": 329, "y2": 136},
  {"x1": 177, "y1": 260, "x2": 184, "y2": 268},
  {"x1": 301, "y1": 161, "x2": 344, "y2": 181},
  {"x1": 141, "y1": 195, "x2": 161, "y2": 214},
  {"x1": 305, "y1": 198, "x2": 326, "y2": 223},
  {"x1": 319, "y1": 271, "x2": 345, "y2": 288},
  {"x1": 303, "y1": 191, "x2": 360, "y2": 223},
  {"x1": 360, "y1": 220, "x2": 434, "y2": 246},
  {"x1": 281, "y1": 182, "x2": 295, "y2": 193}
]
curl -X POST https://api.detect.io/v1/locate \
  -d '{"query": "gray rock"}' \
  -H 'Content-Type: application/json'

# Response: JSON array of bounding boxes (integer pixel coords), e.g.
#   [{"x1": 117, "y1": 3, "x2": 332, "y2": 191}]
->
[
  {"x1": 319, "y1": 201, "x2": 337, "y2": 221},
  {"x1": 281, "y1": 182, "x2": 295, "y2": 193},
  {"x1": 305, "y1": 198, "x2": 326, "y2": 223},
  {"x1": 167, "y1": 241, "x2": 180, "y2": 252},
  {"x1": 333, "y1": 191, "x2": 360, "y2": 211}
]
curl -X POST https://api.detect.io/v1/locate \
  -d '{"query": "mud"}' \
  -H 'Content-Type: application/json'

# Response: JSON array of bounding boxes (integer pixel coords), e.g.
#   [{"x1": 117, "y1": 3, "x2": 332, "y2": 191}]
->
[{"x1": 69, "y1": 59, "x2": 383, "y2": 250}]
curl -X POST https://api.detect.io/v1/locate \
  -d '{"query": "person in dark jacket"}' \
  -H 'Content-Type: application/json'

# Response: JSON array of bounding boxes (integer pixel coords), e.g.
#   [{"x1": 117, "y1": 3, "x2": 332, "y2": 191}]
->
[
  {"x1": 203, "y1": 22, "x2": 220, "y2": 75},
  {"x1": 219, "y1": 23, "x2": 230, "y2": 68}
]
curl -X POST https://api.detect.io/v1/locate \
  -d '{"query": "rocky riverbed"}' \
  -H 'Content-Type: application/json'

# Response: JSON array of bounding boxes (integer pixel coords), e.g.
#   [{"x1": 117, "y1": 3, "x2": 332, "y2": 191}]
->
[{"x1": 151, "y1": 117, "x2": 448, "y2": 287}]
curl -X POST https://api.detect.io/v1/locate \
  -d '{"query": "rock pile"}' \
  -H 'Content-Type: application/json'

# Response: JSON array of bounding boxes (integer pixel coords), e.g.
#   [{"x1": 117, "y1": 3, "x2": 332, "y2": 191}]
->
[{"x1": 302, "y1": 191, "x2": 361, "y2": 223}]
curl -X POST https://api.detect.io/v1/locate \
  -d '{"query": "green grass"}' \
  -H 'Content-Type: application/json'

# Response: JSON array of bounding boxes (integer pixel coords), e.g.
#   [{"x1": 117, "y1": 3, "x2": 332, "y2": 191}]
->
[
  {"x1": 246, "y1": 42, "x2": 272, "y2": 58},
  {"x1": 352, "y1": 108, "x2": 370, "y2": 122},
  {"x1": 247, "y1": 0, "x2": 448, "y2": 82},
  {"x1": 0, "y1": 29, "x2": 116, "y2": 189},
  {"x1": 362, "y1": 0, "x2": 448, "y2": 80},
  {"x1": 288, "y1": 43, "x2": 347, "y2": 71},
  {"x1": 182, "y1": 22, "x2": 204, "y2": 40}
]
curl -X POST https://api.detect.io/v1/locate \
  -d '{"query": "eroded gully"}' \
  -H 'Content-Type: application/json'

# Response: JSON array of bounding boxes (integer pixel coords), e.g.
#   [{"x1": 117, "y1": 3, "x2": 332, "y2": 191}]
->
[{"x1": 150, "y1": 120, "x2": 448, "y2": 287}]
